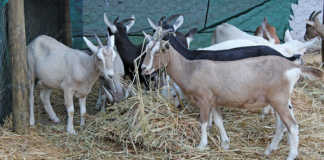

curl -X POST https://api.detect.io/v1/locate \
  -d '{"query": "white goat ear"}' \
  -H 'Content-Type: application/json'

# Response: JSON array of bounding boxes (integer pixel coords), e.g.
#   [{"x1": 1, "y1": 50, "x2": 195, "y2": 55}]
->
[
  {"x1": 142, "y1": 31, "x2": 152, "y2": 41},
  {"x1": 83, "y1": 36, "x2": 98, "y2": 53},
  {"x1": 126, "y1": 15, "x2": 135, "y2": 33},
  {"x1": 304, "y1": 37, "x2": 319, "y2": 49},
  {"x1": 147, "y1": 18, "x2": 159, "y2": 30},
  {"x1": 173, "y1": 15, "x2": 184, "y2": 31},
  {"x1": 109, "y1": 35, "x2": 115, "y2": 48},
  {"x1": 104, "y1": 13, "x2": 117, "y2": 33},
  {"x1": 284, "y1": 30, "x2": 293, "y2": 42},
  {"x1": 306, "y1": 20, "x2": 315, "y2": 26}
]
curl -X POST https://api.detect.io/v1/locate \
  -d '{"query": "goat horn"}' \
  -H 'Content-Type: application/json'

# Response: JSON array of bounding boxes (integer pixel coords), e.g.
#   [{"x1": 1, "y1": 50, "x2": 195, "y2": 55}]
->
[
  {"x1": 113, "y1": 17, "x2": 119, "y2": 24},
  {"x1": 158, "y1": 16, "x2": 167, "y2": 26},
  {"x1": 312, "y1": 11, "x2": 322, "y2": 21},
  {"x1": 94, "y1": 34, "x2": 104, "y2": 48},
  {"x1": 166, "y1": 14, "x2": 182, "y2": 24},
  {"x1": 309, "y1": 11, "x2": 316, "y2": 20},
  {"x1": 103, "y1": 87, "x2": 114, "y2": 104}
]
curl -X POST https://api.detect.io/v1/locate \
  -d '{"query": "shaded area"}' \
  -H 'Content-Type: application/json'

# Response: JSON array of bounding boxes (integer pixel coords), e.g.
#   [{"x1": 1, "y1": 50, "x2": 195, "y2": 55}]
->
[{"x1": 0, "y1": 4, "x2": 10, "y2": 124}]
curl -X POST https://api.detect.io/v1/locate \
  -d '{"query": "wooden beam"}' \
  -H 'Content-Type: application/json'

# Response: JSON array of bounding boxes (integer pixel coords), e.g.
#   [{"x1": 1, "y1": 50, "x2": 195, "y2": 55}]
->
[
  {"x1": 63, "y1": 0, "x2": 72, "y2": 46},
  {"x1": 322, "y1": 0, "x2": 324, "y2": 64},
  {"x1": 8, "y1": 0, "x2": 28, "y2": 134}
]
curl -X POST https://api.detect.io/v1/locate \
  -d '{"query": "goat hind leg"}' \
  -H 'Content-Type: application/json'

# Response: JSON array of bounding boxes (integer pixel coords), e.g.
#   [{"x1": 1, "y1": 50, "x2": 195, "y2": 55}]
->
[
  {"x1": 265, "y1": 112, "x2": 286, "y2": 155},
  {"x1": 212, "y1": 107, "x2": 230, "y2": 150},
  {"x1": 266, "y1": 101, "x2": 298, "y2": 160},
  {"x1": 40, "y1": 89, "x2": 60, "y2": 123},
  {"x1": 79, "y1": 97, "x2": 86, "y2": 126},
  {"x1": 197, "y1": 103, "x2": 210, "y2": 150}
]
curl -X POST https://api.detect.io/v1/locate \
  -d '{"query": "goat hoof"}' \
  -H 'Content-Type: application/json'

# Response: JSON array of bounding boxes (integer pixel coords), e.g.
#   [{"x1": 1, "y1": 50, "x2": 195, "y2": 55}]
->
[
  {"x1": 264, "y1": 147, "x2": 272, "y2": 156},
  {"x1": 221, "y1": 141, "x2": 230, "y2": 150},
  {"x1": 197, "y1": 143, "x2": 208, "y2": 151},
  {"x1": 53, "y1": 117, "x2": 60, "y2": 123},
  {"x1": 29, "y1": 119, "x2": 35, "y2": 126},
  {"x1": 67, "y1": 128, "x2": 77, "y2": 135}
]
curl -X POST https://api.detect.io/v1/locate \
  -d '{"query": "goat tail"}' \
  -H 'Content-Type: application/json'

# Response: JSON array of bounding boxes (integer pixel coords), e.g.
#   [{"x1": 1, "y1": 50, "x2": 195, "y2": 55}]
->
[{"x1": 301, "y1": 66, "x2": 324, "y2": 81}]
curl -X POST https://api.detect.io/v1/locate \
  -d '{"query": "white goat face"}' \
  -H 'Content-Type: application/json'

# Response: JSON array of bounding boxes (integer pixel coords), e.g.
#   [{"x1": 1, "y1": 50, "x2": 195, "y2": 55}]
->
[
  {"x1": 83, "y1": 35, "x2": 116, "y2": 79},
  {"x1": 283, "y1": 30, "x2": 319, "y2": 56},
  {"x1": 142, "y1": 32, "x2": 170, "y2": 75}
]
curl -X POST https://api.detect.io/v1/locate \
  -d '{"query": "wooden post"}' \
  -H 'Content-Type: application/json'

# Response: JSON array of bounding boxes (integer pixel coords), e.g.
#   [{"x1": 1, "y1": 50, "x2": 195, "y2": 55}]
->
[
  {"x1": 322, "y1": 0, "x2": 324, "y2": 64},
  {"x1": 8, "y1": 0, "x2": 28, "y2": 134},
  {"x1": 63, "y1": 0, "x2": 72, "y2": 46}
]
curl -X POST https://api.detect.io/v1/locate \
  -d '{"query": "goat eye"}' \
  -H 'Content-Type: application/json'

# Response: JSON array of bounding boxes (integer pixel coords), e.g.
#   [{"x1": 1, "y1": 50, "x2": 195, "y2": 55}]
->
[{"x1": 165, "y1": 44, "x2": 170, "y2": 49}]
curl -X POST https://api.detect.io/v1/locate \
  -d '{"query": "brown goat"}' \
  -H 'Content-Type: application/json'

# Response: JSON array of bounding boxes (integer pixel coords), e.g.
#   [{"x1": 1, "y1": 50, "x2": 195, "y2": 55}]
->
[
  {"x1": 141, "y1": 29, "x2": 324, "y2": 160},
  {"x1": 305, "y1": 11, "x2": 324, "y2": 40},
  {"x1": 255, "y1": 17, "x2": 280, "y2": 44}
]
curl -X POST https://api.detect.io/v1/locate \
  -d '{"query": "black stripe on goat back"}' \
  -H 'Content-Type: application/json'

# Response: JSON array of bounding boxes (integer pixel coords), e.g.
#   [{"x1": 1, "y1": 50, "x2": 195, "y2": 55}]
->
[{"x1": 166, "y1": 34, "x2": 299, "y2": 62}]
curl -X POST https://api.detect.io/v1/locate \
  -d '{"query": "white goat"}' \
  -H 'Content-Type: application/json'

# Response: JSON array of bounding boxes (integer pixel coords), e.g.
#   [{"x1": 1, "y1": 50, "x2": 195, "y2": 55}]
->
[
  {"x1": 210, "y1": 23, "x2": 319, "y2": 58},
  {"x1": 28, "y1": 33, "x2": 117, "y2": 134},
  {"x1": 212, "y1": 23, "x2": 270, "y2": 44}
]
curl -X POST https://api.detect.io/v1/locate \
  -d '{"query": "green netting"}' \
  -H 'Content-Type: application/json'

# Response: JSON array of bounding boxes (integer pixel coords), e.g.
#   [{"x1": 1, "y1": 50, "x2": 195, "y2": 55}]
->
[
  {"x1": 0, "y1": 3, "x2": 11, "y2": 124},
  {"x1": 70, "y1": 0, "x2": 298, "y2": 49}
]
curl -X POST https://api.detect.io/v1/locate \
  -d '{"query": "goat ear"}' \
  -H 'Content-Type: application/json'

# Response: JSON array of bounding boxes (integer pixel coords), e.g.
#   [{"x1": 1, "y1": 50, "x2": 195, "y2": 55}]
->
[
  {"x1": 83, "y1": 36, "x2": 98, "y2": 53},
  {"x1": 173, "y1": 15, "x2": 184, "y2": 31},
  {"x1": 284, "y1": 30, "x2": 293, "y2": 42},
  {"x1": 125, "y1": 15, "x2": 135, "y2": 33},
  {"x1": 185, "y1": 28, "x2": 198, "y2": 48},
  {"x1": 306, "y1": 20, "x2": 315, "y2": 26},
  {"x1": 147, "y1": 18, "x2": 159, "y2": 30},
  {"x1": 104, "y1": 13, "x2": 117, "y2": 33},
  {"x1": 142, "y1": 31, "x2": 152, "y2": 41},
  {"x1": 107, "y1": 35, "x2": 115, "y2": 48},
  {"x1": 303, "y1": 36, "x2": 319, "y2": 49}
]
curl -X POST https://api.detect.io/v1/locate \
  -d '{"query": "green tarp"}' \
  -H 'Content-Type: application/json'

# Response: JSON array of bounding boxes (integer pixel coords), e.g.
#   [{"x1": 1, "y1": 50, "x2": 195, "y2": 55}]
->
[{"x1": 71, "y1": 0, "x2": 298, "y2": 49}]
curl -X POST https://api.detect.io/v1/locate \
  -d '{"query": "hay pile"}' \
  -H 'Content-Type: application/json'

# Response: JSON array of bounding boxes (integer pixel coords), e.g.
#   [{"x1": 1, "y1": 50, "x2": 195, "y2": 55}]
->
[{"x1": 0, "y1": 53, "x2": 323, "y2": 159}]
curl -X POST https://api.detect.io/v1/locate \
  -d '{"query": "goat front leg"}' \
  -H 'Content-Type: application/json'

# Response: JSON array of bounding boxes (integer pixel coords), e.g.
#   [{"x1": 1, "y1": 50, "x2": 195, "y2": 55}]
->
[
  {"x1": 79, "y1": 97, "x2": 87, "y2": 126},
  {"x1": 64, "y1": 89, "x2": 76, "y2": 134},
  {"x1": 197, "y1": 101, "x2": 211, "y2": 150},
  {"x1": 29, "y1": 81, "x2": 35, "y2": 126}
]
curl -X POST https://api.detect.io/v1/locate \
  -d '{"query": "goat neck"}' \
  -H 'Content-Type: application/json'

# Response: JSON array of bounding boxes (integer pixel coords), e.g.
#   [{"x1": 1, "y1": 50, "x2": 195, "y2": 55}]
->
[
  {"x1": 165, "y1": 44, "x2": 195, "y2": 90},
  {"x1": 78, "y1": 52, "x2": 102, "y2": 86},
  {"x1": 114, "y1": 29, "x2": 140, "y2": 61}
]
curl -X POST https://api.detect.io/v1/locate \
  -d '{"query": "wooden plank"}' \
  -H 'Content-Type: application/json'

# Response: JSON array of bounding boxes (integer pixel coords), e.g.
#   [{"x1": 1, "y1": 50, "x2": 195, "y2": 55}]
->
[
  {"x1": 322, "y1": 0, "x2": 324, "y2": 64},
  {"x1": 63, "y1": 0, "x2": 72, "y2": 46},
  {"x1": 8, "y1": 0, "x2": 28, "y2": 134}
]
